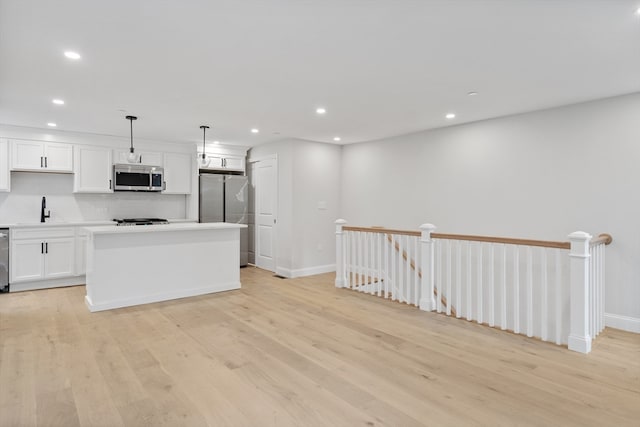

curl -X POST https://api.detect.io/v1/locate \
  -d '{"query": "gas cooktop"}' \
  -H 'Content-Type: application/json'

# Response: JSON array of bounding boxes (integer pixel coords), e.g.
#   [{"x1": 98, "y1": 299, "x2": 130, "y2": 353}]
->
[{"x1": 113, "y1": 218, "x2": 169, "y2": 226}]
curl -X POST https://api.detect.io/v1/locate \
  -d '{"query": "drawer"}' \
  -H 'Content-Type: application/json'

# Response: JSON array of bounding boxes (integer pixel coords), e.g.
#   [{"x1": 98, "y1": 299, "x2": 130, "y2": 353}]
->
[{"x1": 12, "y1": 227, "x2": 76, "y2": 240}]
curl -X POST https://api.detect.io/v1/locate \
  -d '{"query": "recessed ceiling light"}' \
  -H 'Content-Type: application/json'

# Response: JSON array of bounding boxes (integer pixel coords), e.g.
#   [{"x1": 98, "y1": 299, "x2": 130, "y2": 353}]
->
[
  {"x1": 467, "y1": 92, "x2": 478, "y2": 96},
  {"x1": 52, "y1": 99, "x2": 65, "y2": 105},
  {"x1": 213, "y1": 140, "x2": 220, "y2": 145},
  {"x1": 251, "y1": 128, "x2": 259, "y2": 134},
  {"x1": 333, "y1": 137, "x2": 341, "y2": 142},
  {"x1": 446, "y1": 113, "x2": 456, "y2": 119},
  {"x1": 636, "y1": 7, "x2": 640, "y2": 15},
  {"x1": 47, "y1": 122, "x2": 57, "y2": 127},
  {"x1": 316, "y1": 107, "x2": 326, "y2": 115},
  {"x1": 64, "y1": 51, "x2": 81, "y2": 60}
]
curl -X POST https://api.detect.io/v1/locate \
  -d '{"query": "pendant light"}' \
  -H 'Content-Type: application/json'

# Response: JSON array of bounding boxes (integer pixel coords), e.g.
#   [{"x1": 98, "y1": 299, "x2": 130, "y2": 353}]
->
[
  {"x1": 199, "y1": 125, "x2": 211, "y2": 167},
  {"x1": 125, "y1": 115, "x2": 139, "y2": 163}
]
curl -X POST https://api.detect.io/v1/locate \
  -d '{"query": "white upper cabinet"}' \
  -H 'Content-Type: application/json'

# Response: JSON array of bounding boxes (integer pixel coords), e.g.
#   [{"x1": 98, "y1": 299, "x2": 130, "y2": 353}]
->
[
  {"x1": 163, "y1": 152, "x2": 192, "y2": 194},
  {"x1": 114, "y1": 149, "x2": 163, "y2": 167},
  {"x1": 199, "y1": 153, "x2": 246, "y2": 173},
  {"x1": 0, "y1": 139, "x2": 9, "y2": 192},
  {"x1": 74, "y1": 145, "x2": 113, "y2": 193},
  {"x1": 11, "y1": 140, "x2": 73, "y2": 172}
]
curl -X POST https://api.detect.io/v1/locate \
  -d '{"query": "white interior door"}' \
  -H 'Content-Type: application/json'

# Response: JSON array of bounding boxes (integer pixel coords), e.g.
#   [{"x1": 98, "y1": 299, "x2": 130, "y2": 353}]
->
[{"x1": 254, "y1": 157, "x2": 277, "y2": 272}]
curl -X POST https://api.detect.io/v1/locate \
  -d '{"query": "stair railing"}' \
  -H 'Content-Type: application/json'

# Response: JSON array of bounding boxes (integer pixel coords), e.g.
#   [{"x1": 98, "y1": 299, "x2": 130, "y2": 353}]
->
[{"x1": 335, "y1": 220, "x2": 612, "y2": 354}]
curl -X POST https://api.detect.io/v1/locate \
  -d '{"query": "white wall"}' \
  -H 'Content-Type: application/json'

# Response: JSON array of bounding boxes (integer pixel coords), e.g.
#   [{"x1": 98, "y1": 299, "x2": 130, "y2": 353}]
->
[
  {"x1": 340, "y1": 92, "x2": 640, "y2": 323},
  {"x1": 292, "y1": 141, "x2": 341, "y2": 273},
  {"x1": 248, "y1": 138, "x2": 341, "y2": 277}
]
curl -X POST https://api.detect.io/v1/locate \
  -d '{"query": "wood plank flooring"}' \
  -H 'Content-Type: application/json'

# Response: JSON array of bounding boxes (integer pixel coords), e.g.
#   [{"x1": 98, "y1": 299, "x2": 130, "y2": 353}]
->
[{"x1": 0, "y1": 266, "x2": 638, "y2": 426}]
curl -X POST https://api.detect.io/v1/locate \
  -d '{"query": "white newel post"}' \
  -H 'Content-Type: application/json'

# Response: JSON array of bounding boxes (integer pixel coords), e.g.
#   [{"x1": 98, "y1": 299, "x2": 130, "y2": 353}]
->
[
  {"x1": 335, "y1": 219, "x2": 347, "y2": 288},
  {"x1": 419, "y1": 223, "x2": 436, "y2": 311},
  {"x1": 568, "y1": 231, "x2": 592, "y2": 354}
]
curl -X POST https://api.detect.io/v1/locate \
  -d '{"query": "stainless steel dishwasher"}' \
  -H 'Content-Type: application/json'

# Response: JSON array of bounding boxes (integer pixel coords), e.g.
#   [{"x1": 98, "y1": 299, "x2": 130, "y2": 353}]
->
[{"x1": 0, "y1": 229, "x2": 8, "y2": 292}]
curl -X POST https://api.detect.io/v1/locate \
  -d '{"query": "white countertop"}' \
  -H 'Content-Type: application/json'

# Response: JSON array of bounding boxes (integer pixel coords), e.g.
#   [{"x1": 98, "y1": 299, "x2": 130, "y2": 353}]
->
[
  {"x1": 84, "y1": 222, "x2": 246, "y2": 235},
  {"x1": 0, "y1": 218, "x2": 197, "y2": 229}
]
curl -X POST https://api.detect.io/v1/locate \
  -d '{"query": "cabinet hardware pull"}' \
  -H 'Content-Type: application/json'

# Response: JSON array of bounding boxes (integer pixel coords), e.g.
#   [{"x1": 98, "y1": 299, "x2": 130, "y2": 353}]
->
[
  {"x1": 41, "y1": 242, "x2": 44, "y2": 254},
  {"x1": 109, "y1": 179, "x2": 112, "y2": 189},
  {"x1": 40, "y1": 156, "x2": 43, "y2": 167},
  {"x1": 139, "y1": 155, "x2": 142, "y2": 164},
  {"x1": 45, "y1": 242, "x2": 48, "y2": 254},
  {"x1": 45, "y1": 157, "x2": 47, "y2": 167}
]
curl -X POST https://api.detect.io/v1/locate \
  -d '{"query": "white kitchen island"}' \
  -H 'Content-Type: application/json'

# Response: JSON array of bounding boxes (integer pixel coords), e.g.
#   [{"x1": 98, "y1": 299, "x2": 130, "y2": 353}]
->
[{"x1": 83, "y1": 222, "x2": 247, "y2": 312}]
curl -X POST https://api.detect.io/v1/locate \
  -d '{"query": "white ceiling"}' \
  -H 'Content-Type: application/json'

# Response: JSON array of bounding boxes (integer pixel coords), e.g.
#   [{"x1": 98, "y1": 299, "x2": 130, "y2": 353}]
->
[{"x1": 1, "y1": 0, "x2": 639, "y2": 147}]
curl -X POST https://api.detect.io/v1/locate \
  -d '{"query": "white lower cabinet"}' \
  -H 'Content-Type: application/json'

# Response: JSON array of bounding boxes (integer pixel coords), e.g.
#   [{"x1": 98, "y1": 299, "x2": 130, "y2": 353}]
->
[
  {"x1": 10, "y1": 228, "x2": 76, "y2": 283},
  {"x1": 44, "y1": 238, "x2": 76, "y2": 278},
  {"x1": 11, "y1": 239, "x2": 45, "y2": 282}
]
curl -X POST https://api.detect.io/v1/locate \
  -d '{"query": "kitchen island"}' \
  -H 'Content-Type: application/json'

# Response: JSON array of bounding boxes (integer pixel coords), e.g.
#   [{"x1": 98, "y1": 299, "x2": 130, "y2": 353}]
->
[{"x1": 83, "y1": 222, "x2": 247, "y2": 312}]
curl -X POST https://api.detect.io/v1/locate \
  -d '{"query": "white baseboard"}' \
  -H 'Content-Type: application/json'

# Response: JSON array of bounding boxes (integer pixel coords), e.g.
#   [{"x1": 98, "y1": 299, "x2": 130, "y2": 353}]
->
[
  {"x1": 276, "y1": 264, "x2": 336, "y2": 279},
  {"x1": 10, "y1": 276, "x2": 86, "y2": 292},
  {"x1": 85, "y1": 281, "x2": 241, "y2": 312},
  {"x1": 605, "y1": 313, "x2": 640, "y2": 334}
]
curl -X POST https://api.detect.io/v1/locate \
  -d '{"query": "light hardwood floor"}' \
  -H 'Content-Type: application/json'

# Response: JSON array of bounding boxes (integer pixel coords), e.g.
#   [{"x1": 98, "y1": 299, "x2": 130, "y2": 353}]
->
[{"x1": 0, "y1": 266, "x2": 638, "y2": 426}]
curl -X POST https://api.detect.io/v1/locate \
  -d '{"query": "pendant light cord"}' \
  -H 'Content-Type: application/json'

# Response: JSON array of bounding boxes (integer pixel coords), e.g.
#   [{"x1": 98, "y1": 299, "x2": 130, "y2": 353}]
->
[
  {"x1": 200, "y1": 125, "x2": 210, "y2": 159},
  {"x1": 202, "y1": 126, "x2": 206, "y2": 159},
  {"x1": 130, "y1": 118, "x2": 133, "y2": 153}
]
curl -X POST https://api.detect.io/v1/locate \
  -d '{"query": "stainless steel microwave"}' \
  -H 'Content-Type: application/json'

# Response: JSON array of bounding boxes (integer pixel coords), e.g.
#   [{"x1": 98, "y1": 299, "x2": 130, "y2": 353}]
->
[{"x1": 113, "y1": 164, "x2": 164, "y2": 192}]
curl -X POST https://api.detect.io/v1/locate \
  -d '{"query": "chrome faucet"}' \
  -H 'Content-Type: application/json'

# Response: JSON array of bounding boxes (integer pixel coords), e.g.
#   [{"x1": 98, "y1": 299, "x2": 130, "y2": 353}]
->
[{"x1": 40, "y1": 196, "x2": 50, "y2": 223}]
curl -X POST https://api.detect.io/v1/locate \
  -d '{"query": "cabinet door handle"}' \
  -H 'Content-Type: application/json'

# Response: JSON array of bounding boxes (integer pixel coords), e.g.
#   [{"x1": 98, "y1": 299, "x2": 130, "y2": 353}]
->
[
  {"x1": 139, "y1": 155, "x2": 142, "y2": 164},
  {"x1": 45, "y1": 242, "x2": 48, "y2": 254},
  {"x1": 41, "y1": 242, "x2": 44, "y2": 254},
  {"x1": 40, "y1": 156, "x2": 43, "y2": 167},
  {"x1": 109, "y1": 179, "x2": 112, "y2": 189},
  {"x1": 45, "y1": 157, "x2": 48, "y2": 168}
]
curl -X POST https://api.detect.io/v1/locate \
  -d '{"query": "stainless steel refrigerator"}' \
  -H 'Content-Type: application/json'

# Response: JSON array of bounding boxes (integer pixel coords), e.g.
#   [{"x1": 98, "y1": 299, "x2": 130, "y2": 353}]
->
[{"x1": 199, "y1": 173, "x2": 249, "y2": 266}]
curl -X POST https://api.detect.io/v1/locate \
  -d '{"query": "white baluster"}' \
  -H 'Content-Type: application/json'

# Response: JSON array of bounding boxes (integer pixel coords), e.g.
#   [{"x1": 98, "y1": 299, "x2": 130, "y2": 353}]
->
[
  {"x1": 384, "y1": 234, "x2": 390, "y2": 298},
  {"x1": 568, "y1": 231, "x2": 592, "y2": 354},
  {"x1": 456, "y1": 241, "x2": 462, "y2": 318},
  {"x1": 391, "y1": 234, "x2": 396, "y2": 300},
  {"x1": 413, "y1": 236, "x2": 419, "y2": 306},
  {"x1": 501, "y1": 244, "x2": 507, "y2": 330},
  {"x1": 466, "y1": 241, "x2": 472, "y2": 321},
  {"x1": 377, "y1": 233, "x2": 382, "y2": 296},
  {"x1": 397, "y1": 235, "x2": 403, "y2": 302},
  {"x1": 437, "y1": 239, "x2": 443, "y2": 313},
  {"x1": 514, "y1": 246, "x2": 520, "y2": 335},
  {"x1": 589, "y1": 247, "x2": 596, "y2": 339},
  {"x1": 477, "y1": 243, "x2": 483, "y2": 324},
  {"x1": 555, "y1": 249, "x2": 562, "y2": 345},
  {"x1": 541, "y1": 248, "x2": 548, "y2": 342},
  {"x1": 527, "y1": 246, "x2": 533, "y2": 338},
  {"x1": 419, "y1": 224, "x2": 436, "y2": 311},
  {"x1": 358, "y1": 231, "x2": 363, "y2": 289},
  {"x1": 364, "y1": 232, "x2": 370, "y2": 293},
  {"x1": 446, "y1": 239, "x2": 452, "y2": 316},
  {"x1": 335, "y1": 219, "x2": 347, "y2": 288},
  {"x1": 600, "y1": 244, "x2": 605, "y2": 334},
  {"x1": 405, "y1": 235, "x2": 410, "y2": 304},
  {"x1": 488, "y1": 244, "x2": 494, "y2": 327}
]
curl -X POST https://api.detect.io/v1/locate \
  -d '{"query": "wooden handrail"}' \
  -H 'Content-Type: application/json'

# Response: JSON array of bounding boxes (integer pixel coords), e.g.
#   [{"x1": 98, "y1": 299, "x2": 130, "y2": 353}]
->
[
  {"x1": 344, "y1": 226, "x2": 571, "y2": 249},
  {"x1": 590, "y1": 233, "x2": 613, "y2": 247},
  {"x1": 431, "y1": 233, "x2": 571, "y2": 250},
  {"x1": 344, "y1": 226, "x2": 420, "y2": 237}
]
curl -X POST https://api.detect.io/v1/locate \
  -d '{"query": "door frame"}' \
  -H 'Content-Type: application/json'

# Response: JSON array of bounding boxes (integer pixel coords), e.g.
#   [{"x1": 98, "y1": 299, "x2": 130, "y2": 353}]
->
[{"x1": 248, "y1": 154, "x2": 278, "y2": 273}]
